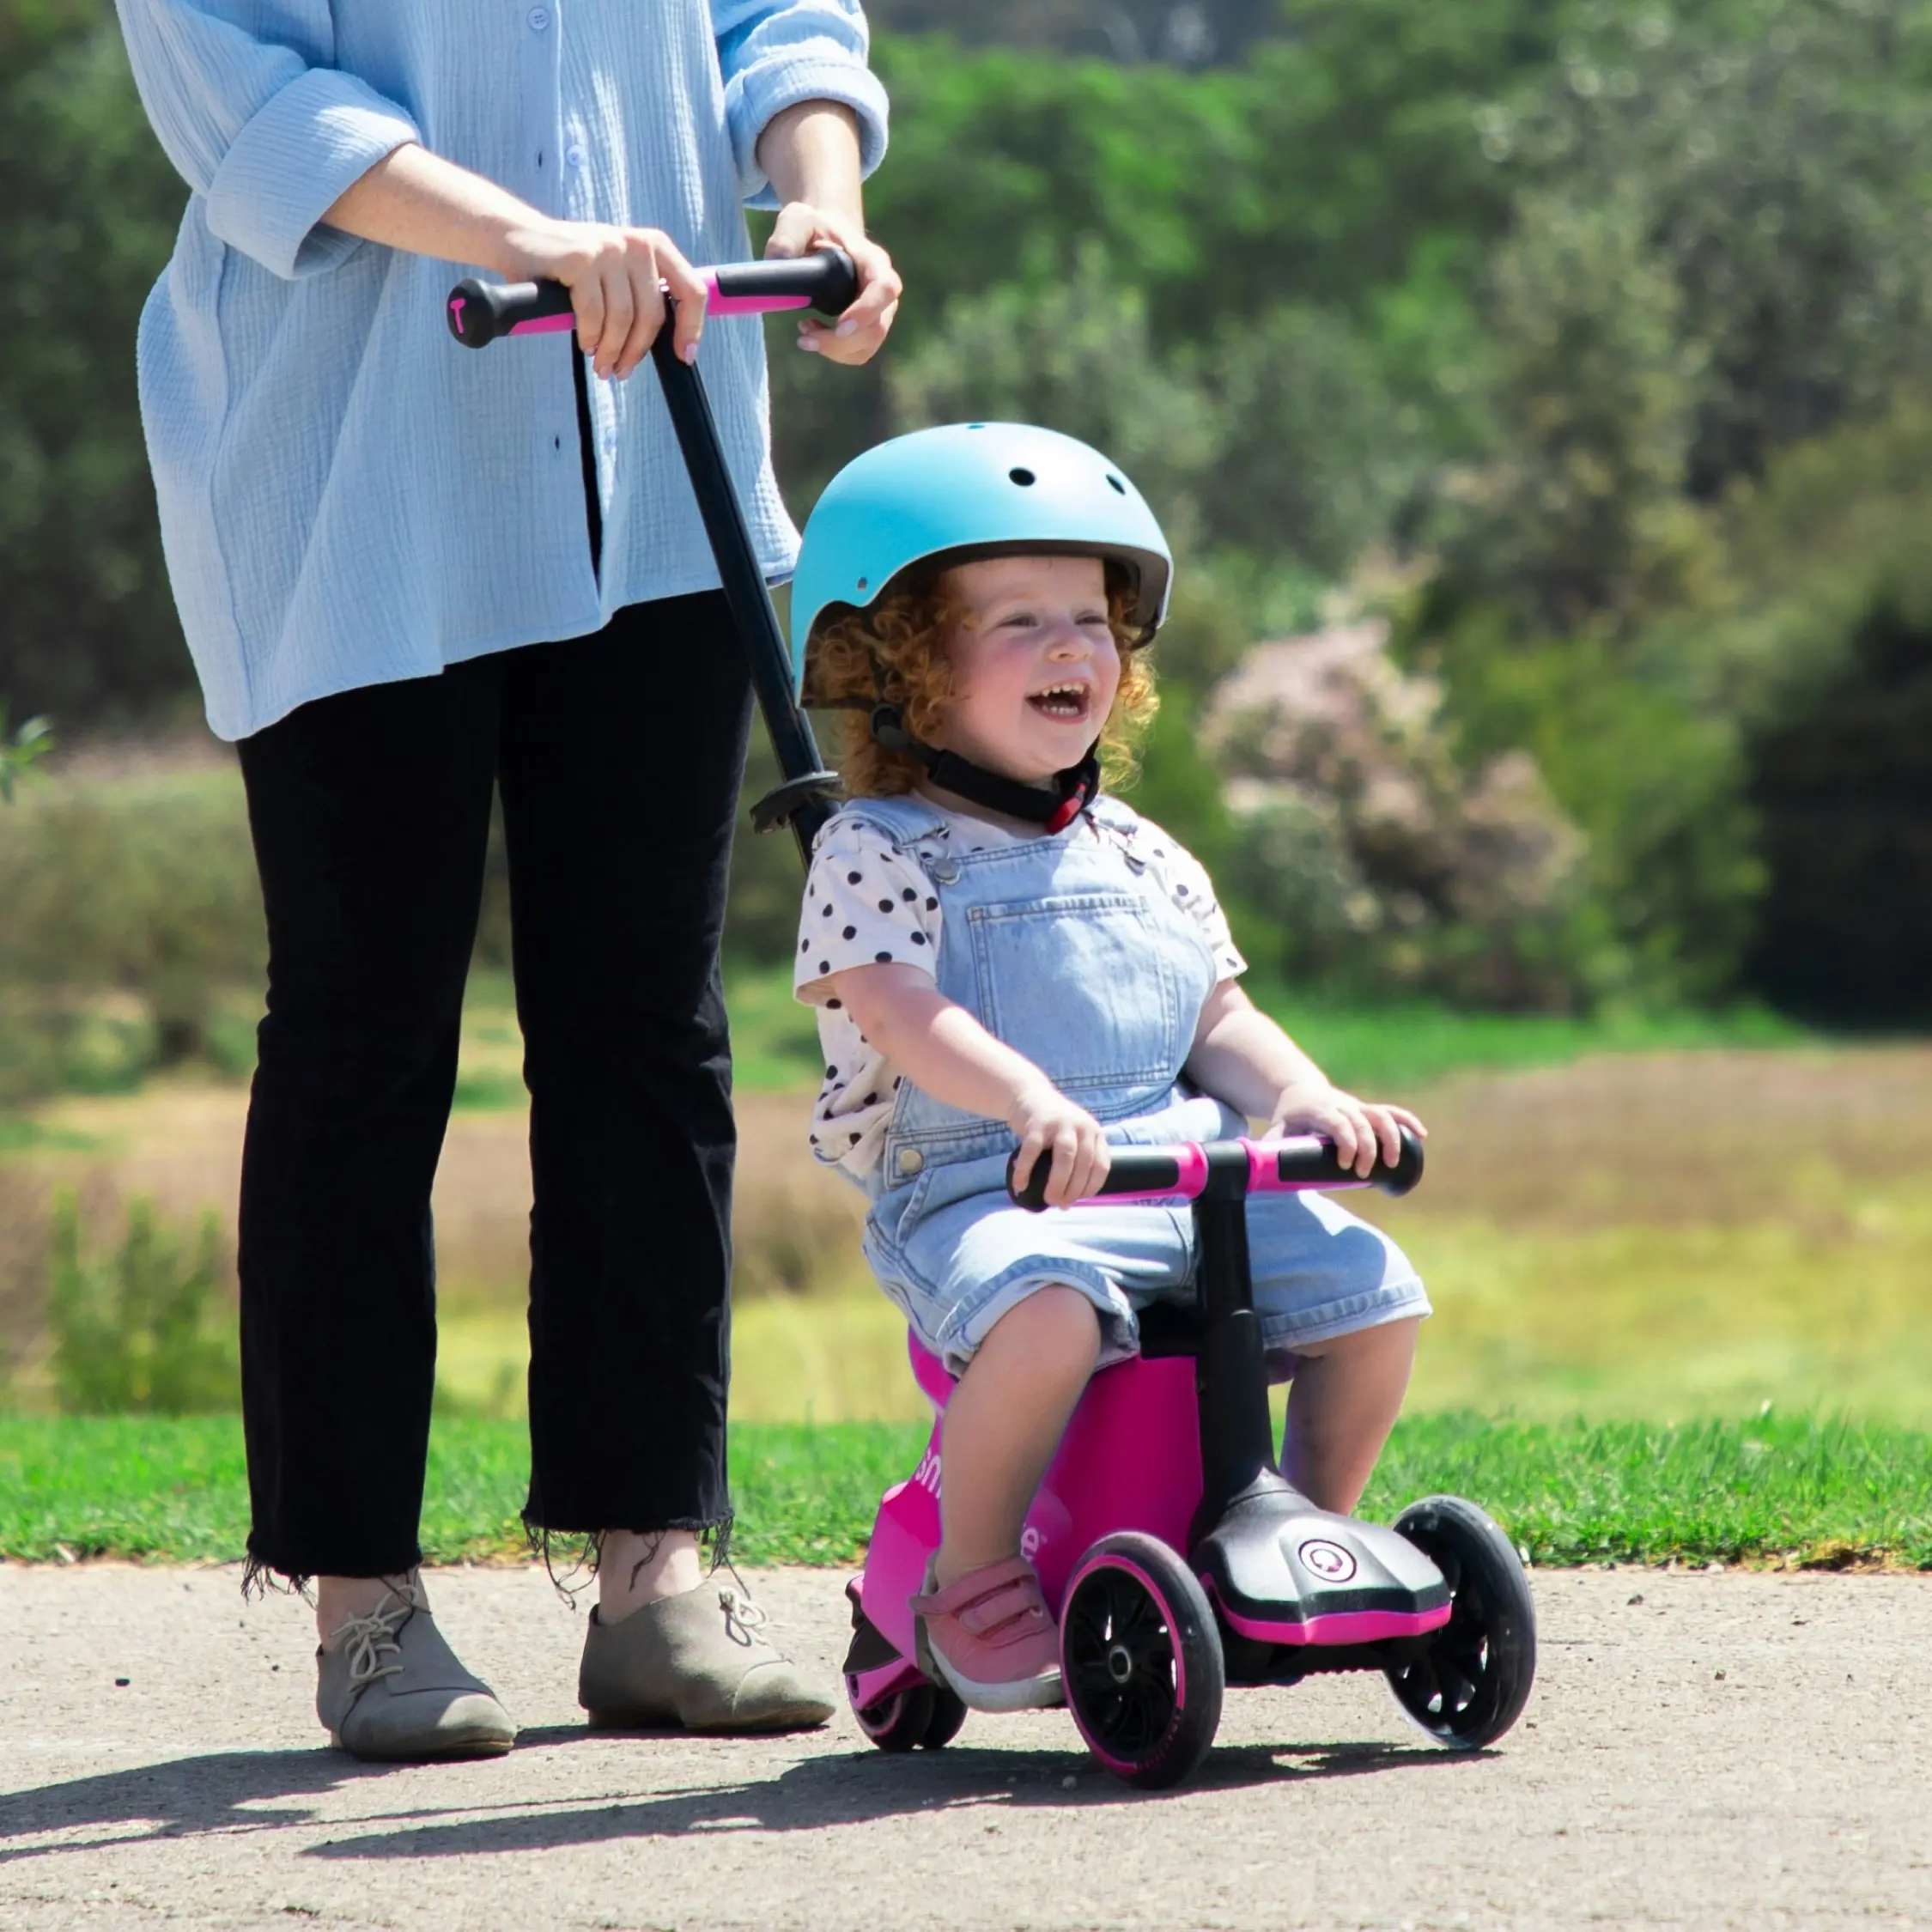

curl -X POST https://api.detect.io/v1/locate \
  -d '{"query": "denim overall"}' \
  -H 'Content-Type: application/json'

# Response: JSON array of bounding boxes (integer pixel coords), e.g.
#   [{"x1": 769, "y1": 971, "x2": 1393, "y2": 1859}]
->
[{"x1": 846, "y1": 792, "x2": 1429, "y2": 1376}]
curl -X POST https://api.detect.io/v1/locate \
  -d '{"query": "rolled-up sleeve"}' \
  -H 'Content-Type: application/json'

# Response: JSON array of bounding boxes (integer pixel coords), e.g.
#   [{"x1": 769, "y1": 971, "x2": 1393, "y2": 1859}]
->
[
  {"x1": 115, "y1": 0, "x2": 421, "y2": 280},
  {"x1": 710, "y1": 0, "x2": 890, "y2": 208}
]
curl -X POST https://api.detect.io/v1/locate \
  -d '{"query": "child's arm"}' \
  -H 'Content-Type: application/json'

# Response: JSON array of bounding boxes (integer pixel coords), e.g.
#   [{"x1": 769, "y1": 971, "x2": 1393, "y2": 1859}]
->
[
  {"x1": 826, "y1": 963, "x2": 1112, "y2": 1208},
  {"x1": 1184, "y1": 979, "x2": 1425, "y2": 1179}
]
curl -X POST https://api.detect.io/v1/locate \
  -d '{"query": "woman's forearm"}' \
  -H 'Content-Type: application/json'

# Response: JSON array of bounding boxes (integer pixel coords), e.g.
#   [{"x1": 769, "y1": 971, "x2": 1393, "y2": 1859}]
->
[
  {"x1": 755, "y1": 101, "x2": 865, "y2": 225},
  {"x1": 320, "y1": 143, "x2": 552, "y2": 275}
]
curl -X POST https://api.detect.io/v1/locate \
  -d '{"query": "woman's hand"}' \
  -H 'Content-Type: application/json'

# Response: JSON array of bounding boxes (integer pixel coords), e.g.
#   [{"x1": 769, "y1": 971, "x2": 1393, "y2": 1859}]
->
[
  {"x1": 764, "y1": 201, "x2": 900, "y2": 365},
  {"x1": 1266, "y1": 1080, "x2": 1426, "y2": 1181},
  {"x1": 1006, "y1": 1081, "x2": 1111, "y2": 1209},
  {"x1": 499, "y1": 218, "x2": 708, "y2": 381}
]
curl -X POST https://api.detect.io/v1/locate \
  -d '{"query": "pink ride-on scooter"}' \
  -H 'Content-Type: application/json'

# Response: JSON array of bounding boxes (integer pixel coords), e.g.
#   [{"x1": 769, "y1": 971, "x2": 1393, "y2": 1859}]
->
[
  {"x1": 449, "y1": 256, "x2": 1537, "y2": 1790},
  {"x1": 840, "y1": 1133, "x2": 1537, "y2": 1788}
]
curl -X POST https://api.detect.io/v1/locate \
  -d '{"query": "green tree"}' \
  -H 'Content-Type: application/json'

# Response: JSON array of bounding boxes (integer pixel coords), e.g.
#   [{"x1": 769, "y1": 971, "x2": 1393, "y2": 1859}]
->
[
  {"x1": 0, "y1": 9, "x2": 191, "y2": 725},
  {"x1": 1492, "y1": 1, "x2": 1932, "y2": 497},
  {"x1": 1433, "y1": 188, "x2": 1711, "y2": 639}
]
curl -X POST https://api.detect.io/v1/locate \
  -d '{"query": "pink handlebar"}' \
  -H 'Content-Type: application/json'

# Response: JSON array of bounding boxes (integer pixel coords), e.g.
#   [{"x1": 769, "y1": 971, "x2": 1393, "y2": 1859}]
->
[
  {"x1": 1005, "y1": 1130, "x2": 1425, "y2": 1212},
  {"x1": 446, "y1": 247, "x2": 858, "y2": 349}
]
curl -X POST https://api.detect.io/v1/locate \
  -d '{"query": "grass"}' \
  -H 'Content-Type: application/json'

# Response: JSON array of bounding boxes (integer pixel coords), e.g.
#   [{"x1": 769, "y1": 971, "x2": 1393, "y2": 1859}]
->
[
  {"x1": 1239, "y1": 984, "x2": 1802, "y2": 1096},
  {"x1": 3, "y1": 1411, "x2": 1926, "y2": 1571},
  {"x1": 708, "y1": 963, "x2": 1808, "y2": 1102}
]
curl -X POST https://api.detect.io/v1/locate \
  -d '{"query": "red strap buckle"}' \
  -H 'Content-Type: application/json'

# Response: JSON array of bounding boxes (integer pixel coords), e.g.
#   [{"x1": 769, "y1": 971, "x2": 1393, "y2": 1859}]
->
[{"x1": 1044, "y1": 787, "x2": 1087, "y2": 834}]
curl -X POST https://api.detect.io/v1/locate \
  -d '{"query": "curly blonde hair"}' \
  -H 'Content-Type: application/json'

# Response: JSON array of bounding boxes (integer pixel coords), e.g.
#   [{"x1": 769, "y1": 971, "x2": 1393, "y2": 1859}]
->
[{"x1": 802, "y1": 556, "x2": 1158, "y2": 799}]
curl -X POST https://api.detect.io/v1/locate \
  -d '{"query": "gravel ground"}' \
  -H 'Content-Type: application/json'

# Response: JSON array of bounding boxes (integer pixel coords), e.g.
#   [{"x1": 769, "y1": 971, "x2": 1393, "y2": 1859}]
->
[{"x1": 2, "y1": 1563, "x2": 1927, "y2": 1931}]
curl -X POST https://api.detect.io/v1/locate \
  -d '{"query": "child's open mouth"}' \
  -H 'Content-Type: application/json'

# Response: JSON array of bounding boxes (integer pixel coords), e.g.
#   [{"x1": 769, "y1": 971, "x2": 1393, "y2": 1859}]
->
[{"x1": 1027, "y1": 683, "x2": 1091, "y2": 722}]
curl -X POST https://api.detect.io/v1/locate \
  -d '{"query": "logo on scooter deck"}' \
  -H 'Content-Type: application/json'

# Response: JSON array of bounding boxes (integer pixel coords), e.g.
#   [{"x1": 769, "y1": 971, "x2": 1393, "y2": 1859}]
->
[{"x1": 1297, "y1": 1538, "x2": 1358, "y2": 1583}]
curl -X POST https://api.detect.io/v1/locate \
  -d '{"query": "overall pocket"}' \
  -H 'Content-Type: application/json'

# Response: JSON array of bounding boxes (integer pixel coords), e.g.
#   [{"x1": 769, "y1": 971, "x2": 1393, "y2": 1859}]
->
[{"x1": 967, "y1": 891, "x2": 1182, "y2": 1096}]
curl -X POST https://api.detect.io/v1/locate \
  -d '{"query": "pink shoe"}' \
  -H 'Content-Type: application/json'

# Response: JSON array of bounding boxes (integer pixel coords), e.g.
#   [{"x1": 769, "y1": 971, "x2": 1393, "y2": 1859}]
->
[{"x1": 910, "y1": 1557, "x2": 1063, "y2": 1712}]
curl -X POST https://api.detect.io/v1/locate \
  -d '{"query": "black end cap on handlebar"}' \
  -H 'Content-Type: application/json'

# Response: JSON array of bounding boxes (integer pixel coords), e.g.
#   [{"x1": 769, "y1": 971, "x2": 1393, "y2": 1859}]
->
[
  {"x1": 1005, "y1": 1148, "x2": 1050, "y2": 1213},
  {"x1": 1377, "y1": 1127, "x2": 1426, "y2": 1197}
]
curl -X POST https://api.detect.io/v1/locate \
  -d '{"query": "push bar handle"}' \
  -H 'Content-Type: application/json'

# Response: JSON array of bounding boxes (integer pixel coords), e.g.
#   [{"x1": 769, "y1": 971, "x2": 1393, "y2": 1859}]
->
[
  {"x1": 1005, "y1": 1128, "x2": 1425, "y2": 1212},
  {"x1": 446, "y1": 247, "x2": 859, "y2": 349}
]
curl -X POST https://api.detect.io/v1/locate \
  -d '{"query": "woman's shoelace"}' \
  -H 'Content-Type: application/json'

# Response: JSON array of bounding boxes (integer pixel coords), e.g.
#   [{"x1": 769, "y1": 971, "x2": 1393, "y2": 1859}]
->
[
  {"x1": 717, "y1": 1583, "x2": 769, "y2": 1647},
  {"x1": 329, "y1": 1592, "x2": 414, "y2": 1690}
]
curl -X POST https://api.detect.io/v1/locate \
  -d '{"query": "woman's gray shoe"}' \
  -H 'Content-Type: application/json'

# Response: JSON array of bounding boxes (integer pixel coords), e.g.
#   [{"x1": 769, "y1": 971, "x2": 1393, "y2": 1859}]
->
[
  {"x1": 316, "y1": 1592, "x2": 517, "y2": 1761},
  {"x1": 579, "y1": 1581, "x2": 836, "y2": 1733}
]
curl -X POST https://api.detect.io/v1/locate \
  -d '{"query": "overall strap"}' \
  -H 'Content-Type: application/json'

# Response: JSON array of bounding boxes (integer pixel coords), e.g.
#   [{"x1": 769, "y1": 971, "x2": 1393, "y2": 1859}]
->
[{"x1": 816, "y1": 792, "x2": 953, "y2": 854}]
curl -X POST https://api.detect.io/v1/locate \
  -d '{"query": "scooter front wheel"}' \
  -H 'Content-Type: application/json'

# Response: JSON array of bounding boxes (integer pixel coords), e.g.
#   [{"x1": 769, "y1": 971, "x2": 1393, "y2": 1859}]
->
[
  {"x1": 1385, "y1": 1494, "x2": 1537, "y2": 1749},
  {"x1": 853, "y1": 1682, "x2": 938, "y2": 1752},
  {"x1": 1060, "y1": 1531, "x2": 1224, "y2": 1789}
]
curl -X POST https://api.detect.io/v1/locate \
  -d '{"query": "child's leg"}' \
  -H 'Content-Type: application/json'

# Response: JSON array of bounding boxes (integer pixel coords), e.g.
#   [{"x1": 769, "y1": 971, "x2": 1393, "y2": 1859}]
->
[
  {"x1": 935, "y1": 1285, "x2": 1101, "y2": 1586},
  {"x1": 1281, "y1": 1316, "x2": 1421, "y2": 1514}
]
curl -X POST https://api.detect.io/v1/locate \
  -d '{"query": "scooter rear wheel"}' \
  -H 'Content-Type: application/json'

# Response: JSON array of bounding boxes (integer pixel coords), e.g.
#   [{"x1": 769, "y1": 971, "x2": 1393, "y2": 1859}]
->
[
  {"x1": 1385, "y1": 1495, "x2": 1537, "y2": 1749},
  {"x1": 1061, "y1": 1532, "x2": 1224, "y2": 1789}
]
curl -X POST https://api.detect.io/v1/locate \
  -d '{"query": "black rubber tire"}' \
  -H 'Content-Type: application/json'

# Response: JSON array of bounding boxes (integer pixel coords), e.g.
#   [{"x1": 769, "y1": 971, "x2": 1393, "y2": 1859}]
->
[
  {"x1": 1060, "y1": 1531, "x2": 1224, "y2": 1789},
  {"x1": 921, "y1": 1684, "x2": 969, "y2": 1750},
  {"x1": 854, "y1": 1683, "x2": 937, "y2": 1752},
  {"x1": 1386, "y1": 1494, "x2": 1538, "y2": 1749}
]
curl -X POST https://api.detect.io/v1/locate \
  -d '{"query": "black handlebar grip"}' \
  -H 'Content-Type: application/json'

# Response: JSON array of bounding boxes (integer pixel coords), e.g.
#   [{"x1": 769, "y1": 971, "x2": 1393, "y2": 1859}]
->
[
  {"x1": 1005, "y1": 1146, "x2": 1186, "y2": 1213},
  {"x1": 1273, "y1": 1126, "x2": 1426, "y2": 1197},
  {"x1": 708, "y1": 247, "x2": 859, "y2": 314},
  {"x1": 446, "y1": 276, "x2": 573, "y2": 349},
  {"x1": 446, "y1": 247, "x2": 859, "y2": 350}
]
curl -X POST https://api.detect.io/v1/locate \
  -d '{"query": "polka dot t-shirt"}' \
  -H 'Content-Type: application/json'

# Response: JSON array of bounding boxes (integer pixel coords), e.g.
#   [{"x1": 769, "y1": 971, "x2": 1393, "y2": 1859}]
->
[{"x1": 793, "y1": 798, "x2": 1247, "y2": 1182}]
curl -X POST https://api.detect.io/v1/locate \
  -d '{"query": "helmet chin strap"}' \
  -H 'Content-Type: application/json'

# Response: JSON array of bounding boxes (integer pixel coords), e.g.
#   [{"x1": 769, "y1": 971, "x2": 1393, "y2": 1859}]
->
[{"x1": 870, "y1": 705, "x2": 1100, "y2": 834}]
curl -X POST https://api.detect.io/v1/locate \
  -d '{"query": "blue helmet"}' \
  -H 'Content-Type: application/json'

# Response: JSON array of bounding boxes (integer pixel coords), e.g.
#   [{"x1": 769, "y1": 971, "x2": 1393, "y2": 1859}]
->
[{"x1": 789, "y1": 422, "x2": 1173, "y2": 692}]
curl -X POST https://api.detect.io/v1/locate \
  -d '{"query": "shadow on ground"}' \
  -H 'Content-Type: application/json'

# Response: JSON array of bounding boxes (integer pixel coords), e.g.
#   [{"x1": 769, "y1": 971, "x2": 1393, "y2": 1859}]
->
[{"x1": 1, "y1": 1733, "x2": 1467, "y2": 1862}]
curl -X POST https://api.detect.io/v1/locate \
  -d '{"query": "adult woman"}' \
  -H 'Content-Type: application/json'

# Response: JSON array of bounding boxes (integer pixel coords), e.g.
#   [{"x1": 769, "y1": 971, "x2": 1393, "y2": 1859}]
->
[{"x1": 115, "y1": 0, "x2": 898, "y2": 1759}]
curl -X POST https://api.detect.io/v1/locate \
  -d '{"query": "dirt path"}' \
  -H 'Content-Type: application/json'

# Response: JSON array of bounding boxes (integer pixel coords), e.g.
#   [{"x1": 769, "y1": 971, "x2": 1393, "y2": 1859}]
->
[{"x1": 3, "y1": 1564, "x2": 1926, "y2": 1931}]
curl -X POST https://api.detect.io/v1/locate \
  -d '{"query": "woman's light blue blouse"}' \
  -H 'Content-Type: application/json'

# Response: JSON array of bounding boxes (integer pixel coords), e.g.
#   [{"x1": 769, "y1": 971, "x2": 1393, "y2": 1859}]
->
[{"x1": 113, "y1": 1, "x2": 889, "y2": 740}]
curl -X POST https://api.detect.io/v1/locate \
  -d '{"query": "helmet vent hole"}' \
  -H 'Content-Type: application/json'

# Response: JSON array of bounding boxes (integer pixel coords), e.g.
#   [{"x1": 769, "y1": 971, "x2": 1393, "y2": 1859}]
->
[
  {"x1": 856, "y1": 576, "x2": 868, "y2": 591},
  {"x1": 1008, "y1": 467, "x2": 1036, "y2": 487},
  {"x1": 1106, "y1": 473, "x2": 1127, "y2": 495}
]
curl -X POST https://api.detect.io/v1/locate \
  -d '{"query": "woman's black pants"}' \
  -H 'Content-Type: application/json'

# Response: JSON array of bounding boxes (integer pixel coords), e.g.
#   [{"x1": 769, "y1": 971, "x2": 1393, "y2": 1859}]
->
[{"x1": 234, "y1": 593, "x2": 751, "y2": 1582}]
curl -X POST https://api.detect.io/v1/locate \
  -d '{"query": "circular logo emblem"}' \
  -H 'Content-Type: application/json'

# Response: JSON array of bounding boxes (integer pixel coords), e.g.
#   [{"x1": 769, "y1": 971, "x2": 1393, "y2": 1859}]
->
[{"x1": 1298, "y1": 1538, "x2": 1358, "y2": 1583}]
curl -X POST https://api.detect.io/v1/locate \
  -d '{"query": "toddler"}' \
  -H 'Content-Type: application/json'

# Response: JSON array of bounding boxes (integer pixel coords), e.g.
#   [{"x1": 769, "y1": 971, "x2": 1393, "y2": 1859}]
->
[{"x1": 788, "y1": 425, "x2": 1429, "y2": 1712}]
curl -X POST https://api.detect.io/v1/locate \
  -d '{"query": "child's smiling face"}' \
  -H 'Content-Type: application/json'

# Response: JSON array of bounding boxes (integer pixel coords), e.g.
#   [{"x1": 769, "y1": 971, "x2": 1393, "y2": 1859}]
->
[{"x1": 930, "y1": 554, "x2": 1121, "y2": 786}]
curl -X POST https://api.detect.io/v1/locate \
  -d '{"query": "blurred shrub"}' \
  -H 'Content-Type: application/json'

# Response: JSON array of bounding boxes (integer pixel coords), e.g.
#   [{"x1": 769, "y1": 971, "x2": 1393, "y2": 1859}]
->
[
  {"x1": 1202, "y1": 623, "x2": 1609, "y2": 1010},
  {"x1": 0, "y1": 767, "x2": 263, "y2": 1068},
  {"x1": 0, "y1": 710, "x2": 52, "y2": 801},
  {"x1": 1421, "y1": 609, "x2": 1763, "y2": 1005},
  {"x1": 49, "y1": 1190, "x2": 238, "y2": 1413},
  {"x1": 1744, "y1": 578, "x2": 1932, "y2": 1023}
]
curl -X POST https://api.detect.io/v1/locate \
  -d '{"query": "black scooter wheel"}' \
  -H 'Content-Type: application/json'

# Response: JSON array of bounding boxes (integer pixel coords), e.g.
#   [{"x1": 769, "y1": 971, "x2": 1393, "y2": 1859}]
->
[
  {"x1": 921, "y1": 1684, "x2": 969, "y2": 1749},
  {"x1": 1386, "y1": 1494, "x2": 1537, "y2": 1749},
  {"x1": 1061, "y1": 1532, "x2": 1224, "y2": 1789},
  {"x1": 853, "y1": 1682, "x2": 938, "y2": 1752}
]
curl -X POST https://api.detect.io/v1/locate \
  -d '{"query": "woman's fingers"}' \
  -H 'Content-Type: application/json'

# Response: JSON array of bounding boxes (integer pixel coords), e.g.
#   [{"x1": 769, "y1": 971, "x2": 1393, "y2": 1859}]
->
[
  {"x1": 569, "y1": 270, "x2": 609, "y2": 367},
  {"x1": 768, "y1": 211, "x2": 901, "y2": 367},
  {"x1": 762, "y1": 199, "x2": 819, "y2": 260},
  {"x1": 655, "y1": 240, "x2": 708, "y2": 368},
  {"x1": 823, "y1": 236, "x2": 902, "y2": 353},
  {"x1": 593, "y1": 259, "x2": 637, "y2": 380},
  {"x1": 608, "y1": 258, "x2": 657, "y2": 380}
]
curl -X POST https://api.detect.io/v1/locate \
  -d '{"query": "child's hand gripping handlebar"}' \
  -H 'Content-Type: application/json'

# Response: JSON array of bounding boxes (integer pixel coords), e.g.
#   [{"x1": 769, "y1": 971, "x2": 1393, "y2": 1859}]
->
[
  {"x1": 1005, "y1": 1130, "x2": 1426, "y2": 1212},
  {"x1": 445, "y1": 247, "x2": 860, "y2": 349}
]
